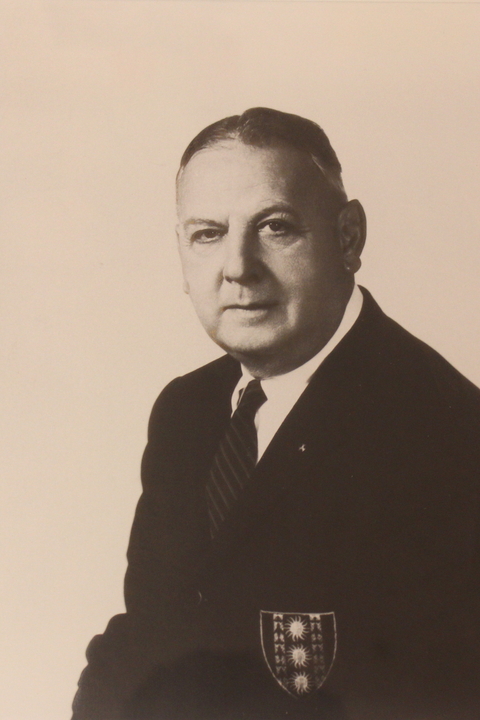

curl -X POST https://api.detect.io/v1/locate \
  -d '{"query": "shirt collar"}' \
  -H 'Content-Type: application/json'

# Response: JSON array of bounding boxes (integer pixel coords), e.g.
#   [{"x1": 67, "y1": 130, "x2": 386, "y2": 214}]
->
[{"x1": 232, "y1": 284, "x2": 364, "y2": 410}]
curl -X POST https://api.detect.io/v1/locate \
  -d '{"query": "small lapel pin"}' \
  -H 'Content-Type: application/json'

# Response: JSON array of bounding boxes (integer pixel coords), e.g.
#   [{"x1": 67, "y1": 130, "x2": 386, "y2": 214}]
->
[{"x1": 299, "y1": 444, "x2": 306, "y2": 453}]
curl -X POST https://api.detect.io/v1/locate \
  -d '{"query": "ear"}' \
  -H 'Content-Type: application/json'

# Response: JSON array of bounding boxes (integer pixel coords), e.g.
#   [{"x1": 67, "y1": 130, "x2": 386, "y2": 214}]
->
[
  {"x1": 337, "y1": 199, "x2": 367, "y2": 274},
  {"x1": 176, "y1": 225, "x2": 190, "y2": 295}
]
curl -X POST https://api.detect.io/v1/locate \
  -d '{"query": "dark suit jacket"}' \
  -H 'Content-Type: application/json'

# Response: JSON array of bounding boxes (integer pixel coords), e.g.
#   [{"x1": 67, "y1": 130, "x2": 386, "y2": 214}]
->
[{"x1": 73, "y1": 289, "x2": 480, "y2": 720}]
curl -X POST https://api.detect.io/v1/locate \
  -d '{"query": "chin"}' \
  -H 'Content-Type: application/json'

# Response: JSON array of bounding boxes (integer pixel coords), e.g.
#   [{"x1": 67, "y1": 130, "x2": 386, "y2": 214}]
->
[
  {"x1": 216, "y1": 341, "x2": 274, "y2": 360},
  {"x1": 213, "y1": 332, "x2": 287, "y2": 366}
]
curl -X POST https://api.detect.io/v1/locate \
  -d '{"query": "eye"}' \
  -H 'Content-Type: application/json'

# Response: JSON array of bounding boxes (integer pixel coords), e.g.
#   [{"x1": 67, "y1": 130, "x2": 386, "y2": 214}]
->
[
  {"x1": 191, "y1": 228, "x2": 223, "y2": 244},
  {"x1": 258, "y1": 218, "x2": 295, "y2": 238},
  {"x1": 267, "y1": 221, "x2": 286, "y2": 232}
]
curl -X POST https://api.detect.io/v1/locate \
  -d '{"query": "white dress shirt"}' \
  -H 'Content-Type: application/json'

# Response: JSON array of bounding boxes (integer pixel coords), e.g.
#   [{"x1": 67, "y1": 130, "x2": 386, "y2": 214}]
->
[{"x1": 231, "y1": 285, "x2": 364, "y2": 461}]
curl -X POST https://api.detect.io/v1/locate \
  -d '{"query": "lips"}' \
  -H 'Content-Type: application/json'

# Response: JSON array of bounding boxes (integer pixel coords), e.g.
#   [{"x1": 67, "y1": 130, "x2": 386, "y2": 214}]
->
[{"x1": 223, "y1": 301, "x2": 276, "y2": 311}]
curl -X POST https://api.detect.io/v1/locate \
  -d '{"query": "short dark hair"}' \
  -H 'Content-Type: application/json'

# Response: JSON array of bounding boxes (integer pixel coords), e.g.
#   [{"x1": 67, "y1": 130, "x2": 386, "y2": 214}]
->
[{"x1": 177, "y1": 107, "x2": 347, "y2": 202}]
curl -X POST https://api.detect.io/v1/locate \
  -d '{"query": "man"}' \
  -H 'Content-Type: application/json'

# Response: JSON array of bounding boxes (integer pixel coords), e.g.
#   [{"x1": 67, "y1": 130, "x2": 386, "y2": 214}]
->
[{"x1": 73, "y1": 108, "x2": 480, "y2": 720}]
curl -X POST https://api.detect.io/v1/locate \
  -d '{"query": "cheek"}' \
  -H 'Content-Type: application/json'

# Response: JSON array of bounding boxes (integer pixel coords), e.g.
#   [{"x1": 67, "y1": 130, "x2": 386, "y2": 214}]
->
[
  {"x1": 183, "y1": 267, "x2": 222, "y2": 322},
  {"x1": 275, "y1": 257, "x2": 324, "y2": 296},
  {"x1": 181, "y1": 245, "x2": 224, "y2": 284},
  {"x1": 282, "y1": 266, "x2": 337, "y2": 320},
  {"x1": 182, "y1": 257, "x2": 215, "y2": 292}
]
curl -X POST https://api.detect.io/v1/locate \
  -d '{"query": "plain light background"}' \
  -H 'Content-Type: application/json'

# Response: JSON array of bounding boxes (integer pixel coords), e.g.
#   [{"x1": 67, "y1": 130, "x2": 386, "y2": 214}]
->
[{"x1": 1, "y1": 1, "x2": 479, "y2": 718}]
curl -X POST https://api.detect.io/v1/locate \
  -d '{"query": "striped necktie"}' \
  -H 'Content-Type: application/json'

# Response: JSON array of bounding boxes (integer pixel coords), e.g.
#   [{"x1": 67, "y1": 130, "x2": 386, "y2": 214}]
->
[{"x1": 206, "y1": 378, "x2": 267, "y2": 538}]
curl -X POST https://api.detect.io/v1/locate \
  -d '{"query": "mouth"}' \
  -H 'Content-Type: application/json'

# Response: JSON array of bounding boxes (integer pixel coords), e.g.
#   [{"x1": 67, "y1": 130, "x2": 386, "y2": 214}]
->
[
  {"x1": 222, "y1": 302, "x2": 277, "y2": 322},
  {"x1": 223, "y1": 301, "x2": 276, "y2": 311}
]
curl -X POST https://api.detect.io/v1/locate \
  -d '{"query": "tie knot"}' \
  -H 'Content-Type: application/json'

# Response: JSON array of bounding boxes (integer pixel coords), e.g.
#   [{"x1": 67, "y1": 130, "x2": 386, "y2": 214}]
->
[{"x1": 236, "y1": 378, "x2": 267, "y2": 415}]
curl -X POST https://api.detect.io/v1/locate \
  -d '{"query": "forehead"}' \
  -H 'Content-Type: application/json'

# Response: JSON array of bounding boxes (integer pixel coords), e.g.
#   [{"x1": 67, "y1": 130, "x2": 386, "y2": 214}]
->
[{"x1": 176, "y1": 140, "x2": 322, "y2": 221}]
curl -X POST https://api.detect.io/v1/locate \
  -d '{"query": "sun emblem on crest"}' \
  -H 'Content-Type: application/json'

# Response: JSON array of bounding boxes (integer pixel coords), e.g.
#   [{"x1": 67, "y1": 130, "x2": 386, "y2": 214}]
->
[
  {"x1": 286, "y1": 617, "x2": 307, "y2": 640},
  {"x1": 288, "y1": 644, "x2": 310, "y2": 668},
  {"x1": 260, "y1": 610, "x2": 337, "y2": 699},
  {"x1": 291, "y1": 672, "x2": 311, "y2": 694}
]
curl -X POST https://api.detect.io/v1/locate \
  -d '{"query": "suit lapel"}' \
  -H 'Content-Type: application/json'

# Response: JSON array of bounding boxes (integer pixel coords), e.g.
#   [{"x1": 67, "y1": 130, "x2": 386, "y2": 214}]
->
[{"x1": 154, "y1": 355, "x2": 242, "y2": 576}]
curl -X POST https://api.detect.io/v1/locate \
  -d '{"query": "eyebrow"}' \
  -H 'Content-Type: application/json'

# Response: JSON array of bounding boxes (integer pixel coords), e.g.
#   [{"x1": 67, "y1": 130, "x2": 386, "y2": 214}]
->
[
  {"x1": 182, "y1": 204, "x2": 300, "y2": 229},
  {"x1": 183, "y1": 218, "x2": 226, "y2": 228},
  {"x1": 253, "y1": 203, "x2": 300, "y2": 221}
]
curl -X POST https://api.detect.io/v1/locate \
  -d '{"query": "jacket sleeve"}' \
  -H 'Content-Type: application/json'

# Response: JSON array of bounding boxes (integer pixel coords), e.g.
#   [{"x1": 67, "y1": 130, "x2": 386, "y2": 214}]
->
[{"x1": 71, "y1": 378, "x2": 185, "y2": 720}]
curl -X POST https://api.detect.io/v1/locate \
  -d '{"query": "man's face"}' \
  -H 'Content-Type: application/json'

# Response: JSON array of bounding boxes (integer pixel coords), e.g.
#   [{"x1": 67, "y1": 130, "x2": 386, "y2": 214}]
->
[{"x1": 176, "y1": 140, "x2": 353, "y2": 376}]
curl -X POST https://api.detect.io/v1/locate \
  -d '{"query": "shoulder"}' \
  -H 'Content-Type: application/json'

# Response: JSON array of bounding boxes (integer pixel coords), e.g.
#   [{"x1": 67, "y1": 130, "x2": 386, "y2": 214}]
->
[
  {"x1": 351, "y1": 287, "x2": 480, "y2": 445},
  {"x1": 168, "y1": 353, "x2": 241, "y2": 395},
  {"x1": 146, "y1": 354, "x2": 241, "y2": 440},
  {"x1": 358, "y1": 288, "x2": 479, "y2": 397}
]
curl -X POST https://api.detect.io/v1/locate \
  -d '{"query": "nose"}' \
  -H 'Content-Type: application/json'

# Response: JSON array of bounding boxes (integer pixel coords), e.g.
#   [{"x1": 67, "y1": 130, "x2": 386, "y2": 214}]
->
[{"x1": 222, "y1": 225, "x2": 262, "y2": 285}]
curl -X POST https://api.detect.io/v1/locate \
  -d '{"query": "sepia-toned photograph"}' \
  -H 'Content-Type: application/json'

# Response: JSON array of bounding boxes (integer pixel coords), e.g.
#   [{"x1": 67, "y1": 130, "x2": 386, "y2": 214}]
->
[{"x1": 2, "y1": 2, "x2": 479, "y2": 719}]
